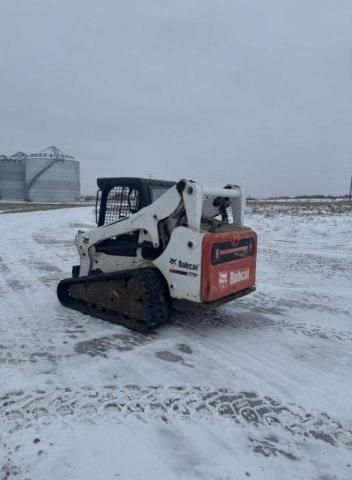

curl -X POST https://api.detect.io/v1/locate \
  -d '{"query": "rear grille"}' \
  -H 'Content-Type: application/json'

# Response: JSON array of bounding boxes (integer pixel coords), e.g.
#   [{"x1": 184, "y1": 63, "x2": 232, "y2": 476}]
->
[{"x1": 211, "y1": 238, "x2": 254, "y2": 265}]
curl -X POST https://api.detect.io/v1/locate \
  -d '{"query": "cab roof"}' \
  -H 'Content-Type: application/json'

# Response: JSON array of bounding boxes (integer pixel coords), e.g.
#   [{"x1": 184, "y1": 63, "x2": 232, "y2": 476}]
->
[{"x1": 97, "y1": 177, "x2": 175, "y2": 190}]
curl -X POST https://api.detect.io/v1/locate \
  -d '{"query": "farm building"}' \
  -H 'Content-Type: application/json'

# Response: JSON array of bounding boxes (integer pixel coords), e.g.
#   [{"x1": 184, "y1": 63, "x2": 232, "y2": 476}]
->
[{"x1": 0, "y1": 146, "x2": 80, "y2": 202}]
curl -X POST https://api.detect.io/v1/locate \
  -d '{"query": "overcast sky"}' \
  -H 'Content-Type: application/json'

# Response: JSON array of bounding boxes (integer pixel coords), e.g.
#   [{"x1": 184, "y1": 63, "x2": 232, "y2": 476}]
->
[{"x1": 1, "y1": 0, "x2": 351, "y2": 196}]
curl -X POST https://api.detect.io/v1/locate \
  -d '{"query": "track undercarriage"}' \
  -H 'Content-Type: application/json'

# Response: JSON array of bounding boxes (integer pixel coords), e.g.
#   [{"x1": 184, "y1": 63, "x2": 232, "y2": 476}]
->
[{"x1": 57, "y1": 268, "x2": 170, "y2": 333}]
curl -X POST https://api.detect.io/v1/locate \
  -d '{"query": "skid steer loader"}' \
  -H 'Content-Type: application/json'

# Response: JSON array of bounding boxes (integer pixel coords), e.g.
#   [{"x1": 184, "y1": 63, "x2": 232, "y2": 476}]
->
[{"x1": 57, "y1": 177, "x2": 257, "y2": 332}]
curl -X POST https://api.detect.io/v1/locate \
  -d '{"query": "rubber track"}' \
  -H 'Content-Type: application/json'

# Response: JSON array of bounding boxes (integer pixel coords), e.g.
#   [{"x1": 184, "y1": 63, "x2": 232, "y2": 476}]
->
[{"x1": 57, "y1": 268, "x2": 170, "y2": 333}]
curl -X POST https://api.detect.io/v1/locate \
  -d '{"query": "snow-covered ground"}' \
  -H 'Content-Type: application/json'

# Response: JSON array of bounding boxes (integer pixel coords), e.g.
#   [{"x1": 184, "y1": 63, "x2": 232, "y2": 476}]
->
[{"x1": 1, "y1": 204, "x2": 351, "y2": 479}]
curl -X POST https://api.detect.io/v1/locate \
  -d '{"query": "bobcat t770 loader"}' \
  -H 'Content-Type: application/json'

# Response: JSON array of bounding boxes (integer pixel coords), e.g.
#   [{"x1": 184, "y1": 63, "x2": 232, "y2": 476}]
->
[{"x1": 57, "y1": 178, "x2": 257, "y2": 332}]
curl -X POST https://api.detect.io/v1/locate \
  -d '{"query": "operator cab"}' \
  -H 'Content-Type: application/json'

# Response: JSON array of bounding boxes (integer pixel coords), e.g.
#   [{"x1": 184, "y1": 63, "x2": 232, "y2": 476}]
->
[
  {"x1": 94, "y1": 177, "x2": 175, "y2": 259},
  {"x1": 96, "y1": 177, "x2": 175, "y2": 226}
]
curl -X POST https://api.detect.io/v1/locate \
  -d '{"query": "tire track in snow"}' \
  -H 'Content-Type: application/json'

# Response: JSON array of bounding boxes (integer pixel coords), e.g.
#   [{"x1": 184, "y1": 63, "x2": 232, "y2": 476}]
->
[
  {"x1": 174, "y1": 311, "x2": 352, "y2": 344},
  {"x1": 1, "y1": 386, "x2": 351, "y2": 450},
  {"x1": 0, "y1": 256, "x2": 10, "y2": 273},
  {"x1": 0, "y1": 255, "x2": 29, "y2": 293}
]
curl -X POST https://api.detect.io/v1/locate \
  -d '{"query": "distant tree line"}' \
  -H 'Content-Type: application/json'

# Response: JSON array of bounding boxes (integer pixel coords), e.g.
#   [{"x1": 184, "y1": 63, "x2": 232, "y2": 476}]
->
[{"x1": 247, "y1": 194, "x2": 350, "y2": 200}]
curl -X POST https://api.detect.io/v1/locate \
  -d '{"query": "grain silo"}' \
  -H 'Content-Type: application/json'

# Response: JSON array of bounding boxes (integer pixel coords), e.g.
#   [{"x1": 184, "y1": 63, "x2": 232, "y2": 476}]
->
[
  {"x1": 0, "y1": 152, "x2": 26, "y2": 200},
  {"x1": 25, "y1": 146, "x2": 80, "y2": 202}
]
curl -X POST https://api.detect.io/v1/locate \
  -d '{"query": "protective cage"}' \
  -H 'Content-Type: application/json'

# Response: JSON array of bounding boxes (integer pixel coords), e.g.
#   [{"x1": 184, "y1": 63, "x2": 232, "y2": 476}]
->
[{"x1": 104, "y1": 186, "x2": 140, "y2": 224}]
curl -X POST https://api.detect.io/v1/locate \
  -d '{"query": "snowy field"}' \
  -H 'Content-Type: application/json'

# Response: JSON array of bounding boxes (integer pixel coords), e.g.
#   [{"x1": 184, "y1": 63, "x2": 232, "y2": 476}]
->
[{"x1": 0, "y1": 203, "x2": 351, "y2": 479}]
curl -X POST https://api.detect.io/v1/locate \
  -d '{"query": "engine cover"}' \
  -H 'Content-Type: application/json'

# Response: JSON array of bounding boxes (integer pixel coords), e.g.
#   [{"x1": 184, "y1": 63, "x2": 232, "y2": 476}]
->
[{"x1": 201, "y1": 228, "x2": 257, "y2": 302}]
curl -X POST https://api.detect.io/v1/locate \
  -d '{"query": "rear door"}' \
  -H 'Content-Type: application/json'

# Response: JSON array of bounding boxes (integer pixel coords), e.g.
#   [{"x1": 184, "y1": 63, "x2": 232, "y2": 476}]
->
[{"x1": 201, "y1": 229, "x2": 257, "y2": 302}]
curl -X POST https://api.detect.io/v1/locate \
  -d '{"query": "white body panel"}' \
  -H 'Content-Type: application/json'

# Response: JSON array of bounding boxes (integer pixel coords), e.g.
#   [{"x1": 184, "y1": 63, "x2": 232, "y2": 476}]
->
[{"x1": 153, "y1": 226, "x2": 204, "y2": 302}]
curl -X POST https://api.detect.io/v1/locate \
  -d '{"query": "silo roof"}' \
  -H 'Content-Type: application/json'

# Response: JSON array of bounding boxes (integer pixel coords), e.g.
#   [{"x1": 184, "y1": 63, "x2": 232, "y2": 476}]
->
[
  {"x1": 10, "y1": 152, "x2": 28, "y2": 159},
  {"x1": 29, "y1": 145, "x2": 76, "y2": 161}
]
